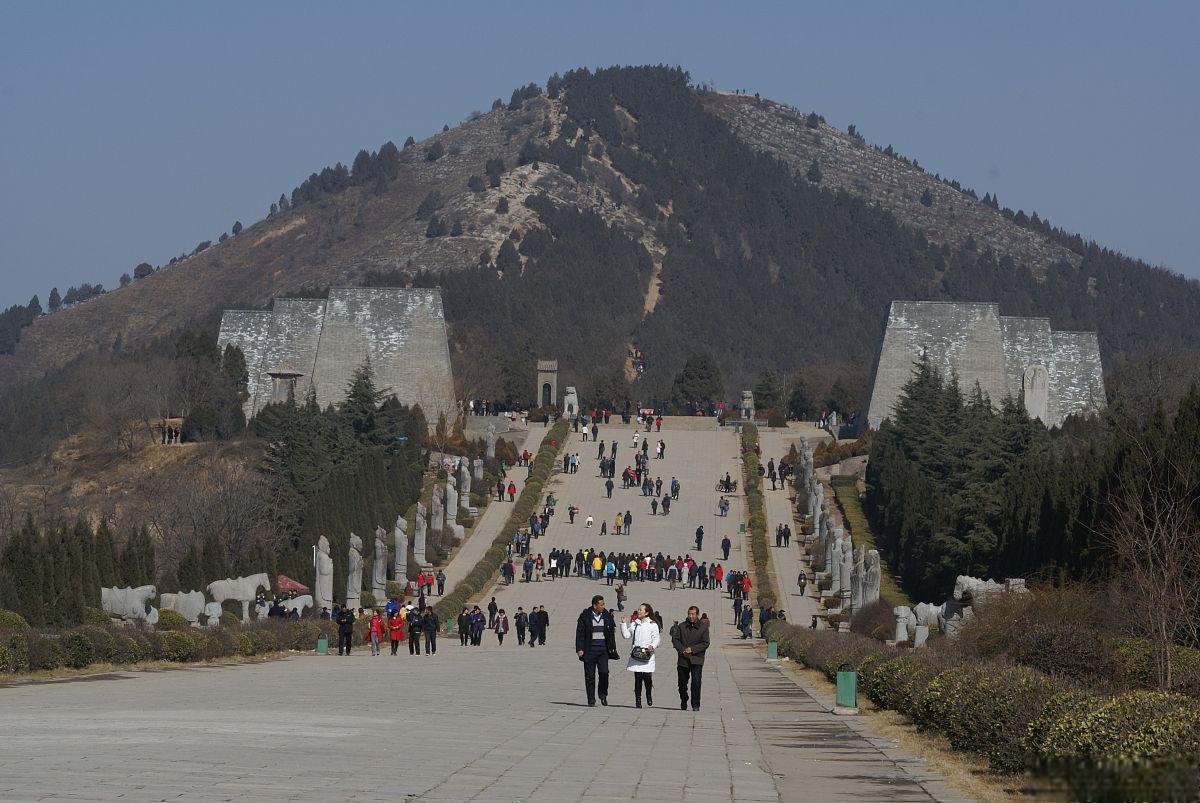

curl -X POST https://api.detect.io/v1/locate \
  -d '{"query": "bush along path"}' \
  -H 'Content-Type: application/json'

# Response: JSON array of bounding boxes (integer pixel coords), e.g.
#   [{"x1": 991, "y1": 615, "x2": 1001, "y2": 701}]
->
[
  {"x1": 0, "y1": 608, "x2": 336, "y2": 677},
  {"x1": 763, "y1": 620, "x2": 1200, "y2": 800},
  {"x1": 739, "y1": 423, "x2": 777, "y2": 609},
  {"x1": 433, "y1": 420, "x2": 569, "y2": 621}
]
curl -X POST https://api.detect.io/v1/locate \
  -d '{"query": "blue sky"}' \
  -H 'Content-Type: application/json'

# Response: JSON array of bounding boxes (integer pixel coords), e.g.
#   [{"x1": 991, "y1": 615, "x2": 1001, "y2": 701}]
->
[{"x1": 1, "y1": 1, "x2": 1197, "y2": 307}]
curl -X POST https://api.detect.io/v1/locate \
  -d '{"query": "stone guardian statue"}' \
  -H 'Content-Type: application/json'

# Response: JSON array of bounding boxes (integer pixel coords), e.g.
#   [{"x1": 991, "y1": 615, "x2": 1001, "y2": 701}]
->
[
  {"x1": 394, "y1": 514, "x2": 409, "y2": 583},
  {"x1": 372, "y1": 526, "x2": 388, "y2": 602},
  {"x1": 314, "y1": 535, "x2": 334, "y2": 613},
  {"x1": 346, "y1": 533, "x2": 364, "y2": 610}
]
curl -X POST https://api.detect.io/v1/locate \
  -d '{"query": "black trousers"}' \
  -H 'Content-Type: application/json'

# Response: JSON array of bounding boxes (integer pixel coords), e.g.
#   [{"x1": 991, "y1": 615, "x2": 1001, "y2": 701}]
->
[
  {"x1": 583, "y1": 646, "x2": 610, "y2": 703},
  {"x1": 424, "y1": 631, "x2": 436, "y2": 654},
  {"x1": 460, "y1": 629, "x2": 469, "y2": 646},
  {"x1": 678, "y1": 663, "x2": 702, "y2": 708},
  {"x1": 516, "y1": 626, "x2": 526, "y2": 644},
  {"x1": 338, "y1": 632, "x2": 352, "y2": 654},
  {"x1": 409, "y1": 632, "x2": 420, "y2": 655},
  {"x1": 634, "y1": 672, "x2": 654, "y2": 701},
  {"x1": 390, "y1": 638, "x2": 400, "y2": 655}
]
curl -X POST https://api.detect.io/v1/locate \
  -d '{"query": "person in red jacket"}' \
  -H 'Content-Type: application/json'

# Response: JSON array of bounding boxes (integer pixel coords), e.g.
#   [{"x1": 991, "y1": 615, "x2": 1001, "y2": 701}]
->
[
  {"x1": 741, "y1": 575, "x2": 752, "y2": 597},
  {"x1": 368, "y1": 610, "x2": 385, "y2": 656},
  {"x1": 387, "y1": 610, "x2": 405, "y2": 656},
  {"x1": 507, "y1": 481, "x2": 517, "y2": 501}
]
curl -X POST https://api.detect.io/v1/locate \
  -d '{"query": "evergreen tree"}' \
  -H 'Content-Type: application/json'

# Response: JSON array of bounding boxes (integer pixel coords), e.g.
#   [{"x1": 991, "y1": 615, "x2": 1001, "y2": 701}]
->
[
  {"x1": 200, "y1": 532, "x2": 229, "y2": 586},
  {"x1": 93, "y1": 520, "x2": 121, "y2": 586},
  {"x1": 670, "y1": 353, "x2": 723, "y2": 409},
  {"x1": 753, "y1": 369, "x2": 784, "y2": 412},
  {"x1": 48, "y1": 287, "x2": 61, "y2": 312},
  {"x1": 806, "y1": 158, "x2": 822, "y2": 184},
  {"x1": 119, "y1": 528, "x2": 155, "y2": 587},
  {"x1": 495, "y1": 239, "x2": 520, "y2": 274}
]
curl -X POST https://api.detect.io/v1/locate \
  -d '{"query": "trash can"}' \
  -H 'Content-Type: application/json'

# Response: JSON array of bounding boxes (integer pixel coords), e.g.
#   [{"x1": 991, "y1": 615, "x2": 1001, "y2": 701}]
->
[
  {"x1": 767, "y1": 641, "x2": 778, "y2": 659},
  {"x1": 315, "y1": 635, "x2": 329, "y2": 655},
  {"x1": 835, "y1": 670, "x2": 858, "y2": 713}
]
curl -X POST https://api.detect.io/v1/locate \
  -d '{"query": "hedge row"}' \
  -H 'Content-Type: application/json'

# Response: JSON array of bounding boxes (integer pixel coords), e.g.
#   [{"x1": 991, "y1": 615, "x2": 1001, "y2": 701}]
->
[
  {"x1": 0, "y1": 615, "x2": 335, "y2": 675},
  {"x1": 739, "y1": 423, "x2": 775, "y2": 608},
  {"x1": 765, "y1": 620, "x2": 1200, "y2": 798},
  {"x1": 433, "y1": 421, "x2": 569, "y2": 621}
]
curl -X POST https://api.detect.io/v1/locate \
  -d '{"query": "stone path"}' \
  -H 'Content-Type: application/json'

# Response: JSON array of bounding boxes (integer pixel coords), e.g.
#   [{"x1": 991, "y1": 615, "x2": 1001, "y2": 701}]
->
[
  {"x1": 437, "y1": 424, "x2": 543, "y2": 591},
  {"x1": 0, "y1": 419, "x2": 970, "y2": 802},
  {"x1": 757, "y1": 426, "x2": 822, "y2": 629}
]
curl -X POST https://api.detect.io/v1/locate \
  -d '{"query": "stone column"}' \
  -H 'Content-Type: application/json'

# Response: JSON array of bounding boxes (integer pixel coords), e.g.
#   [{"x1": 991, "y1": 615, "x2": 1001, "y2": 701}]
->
[
  {"x1": 863, "y1": 550, "x2": 881, "y2": 605},
  {"x1": 851, "y1": 546, "x2": 864, "y2": 612}
]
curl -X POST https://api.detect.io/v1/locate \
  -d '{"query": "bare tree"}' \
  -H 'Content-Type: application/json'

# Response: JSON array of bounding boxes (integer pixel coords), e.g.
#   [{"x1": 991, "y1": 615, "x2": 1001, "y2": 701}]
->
[{"x1": 1103, "y1": 438, "x2": 1200, "y2": 689}]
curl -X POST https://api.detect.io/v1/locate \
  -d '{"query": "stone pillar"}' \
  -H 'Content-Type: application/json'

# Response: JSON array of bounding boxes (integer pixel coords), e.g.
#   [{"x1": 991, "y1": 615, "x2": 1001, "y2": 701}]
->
[
  {"x1": 851, "y1": 546, "x2": 864, "y2": 612},
  {"x1": 485, "y1": 423, "x2": 497, "y2": 459},
  {"x1": 458, "y1": 458, "x2": 472, "y2": 514},
  {"x1": 472, "y1": 457, "x2": 484, "y2": 485}
]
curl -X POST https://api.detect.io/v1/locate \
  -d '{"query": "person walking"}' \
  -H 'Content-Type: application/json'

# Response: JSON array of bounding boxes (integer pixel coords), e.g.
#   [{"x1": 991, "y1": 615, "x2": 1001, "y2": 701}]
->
[
  {"x1": 576, "y1": 595, "x2": 618, "y2": 707},
  {"x1": 514, "y1": 606, "x2": 528, "y2": 645},
  {"x1": 367, "y1": 609, "x2": 384, "y2": 656},
  {"x1": 487, "y1": 597, "x2": 498, "y2": 628},
  {"x1": 672, "y1": 605, "x2": 710, "y2": 711},
  {"x1": 336, "y1": 605, "x2": 355, "y2": 656},
  {"x1": 387, "y1": 609, "x2": 405, "y2": 655},
  {"x1": 436, "y1": 569, "x2": 446, "y2": 595},
  {"x1": 797, "y1": 572, "x2": 807, "y2": 596},
  {"x1": 739, "y1": 605, "x2": 753, "y2": 639},
  {"x1": 721, "y1": 535, "x2": 731, "y2": 561},
  {"x1": 421, "y1": 606, "x2": 439, "y2": 654},
  {"x1": 407, "y1": 606, "x2": 422, "y2": 655},
  {"x1": 493, "y1": 609, "x2": 509, "y2": 645},
  {"x1": 605, "y1": 478, "x2": 614, "y2": 498},
  {"x1": 615, "y1": 582, "x2": 627, "y2": 612},
  {"x1": 694, "y1": 526, "x2": 704, "y2": 552},
  {"x1": 621, "y1": 603, "x2": 661, "y2": 708},
  {"x1": 458, "y1": 607, "x2": 471, "y2": 646}
]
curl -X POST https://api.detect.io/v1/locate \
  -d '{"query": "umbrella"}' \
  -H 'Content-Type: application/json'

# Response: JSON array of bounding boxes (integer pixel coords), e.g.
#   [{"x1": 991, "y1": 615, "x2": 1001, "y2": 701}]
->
[{"x1": 277, "y1": 574, "x2": 310, "y2": 594}]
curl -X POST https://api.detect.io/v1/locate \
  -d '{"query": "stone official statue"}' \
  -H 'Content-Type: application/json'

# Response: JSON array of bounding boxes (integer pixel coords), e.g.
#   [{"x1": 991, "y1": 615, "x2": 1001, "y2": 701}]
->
[
  {"x1": 314, "y1": 535, "x2": 334, "y2": 613},
  {"x1": 346, "y1": 533, "x2": 364, "y2": 610}
]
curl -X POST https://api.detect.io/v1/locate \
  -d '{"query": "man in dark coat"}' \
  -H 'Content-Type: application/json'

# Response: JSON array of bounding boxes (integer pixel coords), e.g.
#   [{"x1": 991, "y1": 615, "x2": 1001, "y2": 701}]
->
[
  {"x1": 721, "y1": 535, "x2": 731, "y2": 561},
  {"x1": 575, "y1": 595, "x2": 617, "y2": 706},
  {"x1": 672, "y1": 605, "x2": 710, "y2": 711},
  {"x1": 421, "y1": 607, "x2": 439, "y2": 655},
  {"x1": 336, "y1": 605, "x2": 355, "y2": 655}
]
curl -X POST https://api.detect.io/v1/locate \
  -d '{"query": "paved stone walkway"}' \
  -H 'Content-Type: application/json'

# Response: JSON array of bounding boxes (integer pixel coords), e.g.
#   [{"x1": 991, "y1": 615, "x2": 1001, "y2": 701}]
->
[
  {"x1": 757, "y1": 426, "x2": 822, "y2": 629},
  {"x1": 0, "y1": 420, "x2": 969, "y2": 802}
]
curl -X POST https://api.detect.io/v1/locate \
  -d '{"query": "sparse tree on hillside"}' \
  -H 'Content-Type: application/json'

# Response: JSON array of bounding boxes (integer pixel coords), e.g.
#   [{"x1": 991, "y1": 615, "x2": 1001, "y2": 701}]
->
[
  {"x1": 415, "y1": 190, "x2": 442, "y2": 220},
  {"x1": 920, "y1": 189, "x2": 933, "y2": 207},
  {"x1": 48, "y1": 287, "x2": 61, "y2": 313},
  {"x1": 278, "y1": 193, "x2": 290, "y2": 212},
  {"x1": 425, "y1": 142, "x2": 445, "y2": 161},
  {"x1": 806, "y1": 111, "x2": 821, "y2": 129},
  {"x1": 133, "y1": 263, "x2": 154, "y2": 280},
  {"x1": 495, "y1": 239, "x2": 520, "y2": 274},
  {"x1": 28, "y1": 295, "x2": 41, "y2": 317},
  {"x1": 120, "y1": 273, "x2": 132, "y2": 287},
  {"x1": 496, "y1": 197, "x2": 509, "y2": 214},
  {"x1": 232, "y1": 221, "x2": 243, "y2": 235},
  {"x1": 404, "y1": 135, "x2": 415, "y2": 148},
  {"x1": 450, "y1": 219, "x2": 464, "y2": 237},
  {"x1": 467, "y1": 174, "x2": 485, "y2": 193},
  {"x1": 218, "y1": 233, "x2": 228, "y2": 243},
  {"x1": 806, "y1": 159, "x2": 822, "y2": 184}
]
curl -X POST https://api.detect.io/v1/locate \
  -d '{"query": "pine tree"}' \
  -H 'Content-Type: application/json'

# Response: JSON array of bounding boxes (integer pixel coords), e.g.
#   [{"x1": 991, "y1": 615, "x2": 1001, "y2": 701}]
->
[
  {"x1": 48, "y1": 287, "x2": 61, "y2": 312},
  {"x1": 200, "y1": 532, "x2": 229, "y2": 586},
  {"x1": 93, "y1": 520, "x2": 121, "y2": 586},
  {"x1": 806, "y1": 159, "x2": 822, "y2": 184}
]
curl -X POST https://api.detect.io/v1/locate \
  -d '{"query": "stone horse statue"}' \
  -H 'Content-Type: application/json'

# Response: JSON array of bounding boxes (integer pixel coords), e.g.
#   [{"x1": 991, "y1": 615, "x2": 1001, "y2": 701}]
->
[
  {"x1": 159, "y1": 590, "x2": 207, "y2": 624},
  {"x1": 102, "y1": 585, "x2": 159, "y2": 624},
  {"x1": 206, "y1": 573, "x2": 271, "y2": 623}
]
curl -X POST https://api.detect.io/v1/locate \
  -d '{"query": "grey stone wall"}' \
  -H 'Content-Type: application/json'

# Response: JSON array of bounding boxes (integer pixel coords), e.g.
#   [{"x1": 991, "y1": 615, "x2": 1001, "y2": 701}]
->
[
  {"x1": 866, "y1": 301, "x2": 1105, "y2": 429},
  {"x1": 217, "y1": 288, "x2": 455, "y2": 422}
]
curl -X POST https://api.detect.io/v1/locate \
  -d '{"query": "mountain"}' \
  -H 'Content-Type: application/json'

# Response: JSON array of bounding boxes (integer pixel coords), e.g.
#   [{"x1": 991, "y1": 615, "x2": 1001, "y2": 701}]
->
[{"x1": 2, "y1": 65, "x2": 1199, "y2": 464}]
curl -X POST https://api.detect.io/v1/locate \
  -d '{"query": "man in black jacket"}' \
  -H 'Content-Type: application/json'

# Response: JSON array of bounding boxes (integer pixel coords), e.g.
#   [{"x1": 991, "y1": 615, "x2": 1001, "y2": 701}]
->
[
  {"x1": 336, "y1": 605, "x2": 355, "y2": 656},
  {"x1": 672, "y1": 605, "x2": 710, "y2": 711},
  {"x1": 407, "y1": 606, "x2": 421, "y2": 655},
  {"x1": 421, "y1": 607, "x2": 439, "y2": 655},
  {"x1": 575, "y1": 595, "x2": 617, "y2": 706}
]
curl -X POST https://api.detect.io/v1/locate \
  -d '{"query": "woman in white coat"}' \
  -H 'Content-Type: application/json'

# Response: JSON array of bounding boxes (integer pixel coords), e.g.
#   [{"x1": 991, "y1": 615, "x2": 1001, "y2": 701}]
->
[{"x1": 620, "y1": 603, "x2": 661, "y2": 708}]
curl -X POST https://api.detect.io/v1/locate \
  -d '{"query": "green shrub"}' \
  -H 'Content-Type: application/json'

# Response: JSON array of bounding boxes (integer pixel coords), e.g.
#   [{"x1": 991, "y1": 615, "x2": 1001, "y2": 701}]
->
[
  {"x1": 0, "y1": 610, "x2": 31, "y2": 633},
  {"x1": 156, "y1": 631, "x2": 196, "y2": 662},
  {"x1": 82, "y1": 607, "x2": 112, "y2": 625},
  {"x1": 156, "y1": 609, "x2": 192, "y2": 631},
  {"x1": 1034, "y1": 691, "x2": 1200, "y2": 800},
  {"x1": 220, "y1": 611, "x2": 240, "y2": 627},
  {"x1": 112, "y1": 634, "x2": 143, "y2": 664},
  {"x1": 231, "y1": 633, "x2": 254, "y2": 656},
  {"x1": 3, "y1": 632, "x2": 29, "y2": 672},
  {"x1": 62, "y1": 631, "x2": 95, "y2": 669},
  {"x1": 284, "y1": 621, "x2": 320, "y2": 651},
  {"x1": 360, "y1": 591, "x2": 377, "y2": 609},
  {"x1": 0, "y1": 643, "x2": 18, "y2": 673},
  {"x1": 26, "y1": 633, "x2": 63, "y2": 671},
  {"x1": 247, "y1": 629, "x2": 279, "y2": 654},
  {"x1": 915, "y1": 663, "x2": 1056, "y2": 771},
  {"x1": 385, "y1": 580, "x2": 404, "y2": 599},
  {"x1": 76, "y1": 626, "x2": 116, "y2": 662}
]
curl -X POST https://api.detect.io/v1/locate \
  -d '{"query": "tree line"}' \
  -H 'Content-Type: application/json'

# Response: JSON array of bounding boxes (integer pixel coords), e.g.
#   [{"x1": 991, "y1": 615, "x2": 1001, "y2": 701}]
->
[{"x1": 864, "y1": 355, "x2": 1200, "y2": 606}]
